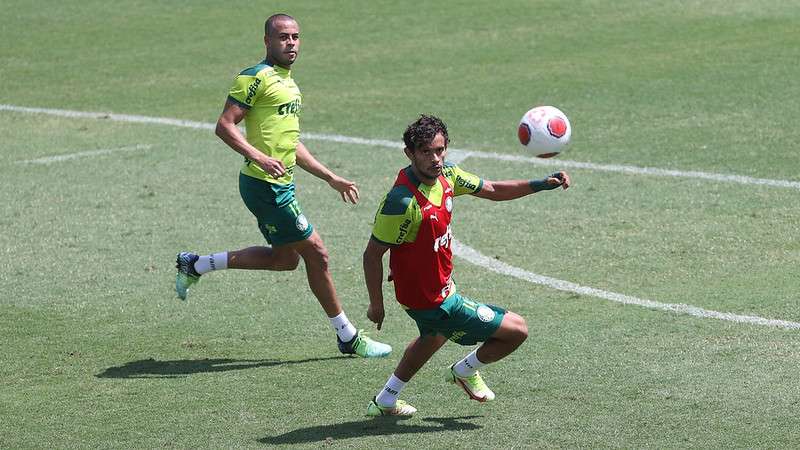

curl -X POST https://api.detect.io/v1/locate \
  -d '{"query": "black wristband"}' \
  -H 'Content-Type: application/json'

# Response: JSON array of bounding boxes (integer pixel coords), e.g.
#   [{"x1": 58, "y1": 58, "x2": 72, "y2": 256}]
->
[{"x1": 530, "y1": 176, "x2": 559, "y2": 192}]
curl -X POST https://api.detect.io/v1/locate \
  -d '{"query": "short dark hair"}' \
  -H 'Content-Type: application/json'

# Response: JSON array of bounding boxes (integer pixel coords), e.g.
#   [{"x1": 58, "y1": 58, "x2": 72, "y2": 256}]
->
[
  {"x1": 265, "y1": 13, "x2": 295, "y2": 35},
  {"x1": 403, "y1": 114, "x2": 450, "y2": 151}
]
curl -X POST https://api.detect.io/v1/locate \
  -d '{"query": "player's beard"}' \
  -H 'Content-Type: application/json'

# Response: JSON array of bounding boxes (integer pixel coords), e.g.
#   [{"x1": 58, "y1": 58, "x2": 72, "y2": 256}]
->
[
  {"x1": 423, "y1": 164, "x2": 442, "y2": 180},
  {"x1": 277, "y1": 53, "x2": 295, "y2": 68},
  {"x1": 409, "y1": 153, "x2": 442, "y2": 183}
]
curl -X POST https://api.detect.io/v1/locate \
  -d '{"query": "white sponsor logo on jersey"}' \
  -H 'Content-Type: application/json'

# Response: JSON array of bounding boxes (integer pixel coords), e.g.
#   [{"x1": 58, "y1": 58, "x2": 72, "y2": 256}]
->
[{"x1": 433, "y1": 224, "x2": 453, "y2": 252}]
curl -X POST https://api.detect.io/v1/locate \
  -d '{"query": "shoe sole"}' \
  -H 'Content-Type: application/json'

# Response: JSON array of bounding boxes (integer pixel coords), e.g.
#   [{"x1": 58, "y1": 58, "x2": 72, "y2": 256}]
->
[
  {"x1": 368, "y1": 403, "x2": 415, "y2": 416},
  {"x1": 449, "y1": 374, "x2": 492, "y2": 403},
  {"x1": 339, "y1": 337, "x2": 392, "y2": 358},
  {"x1": 175, "y1": 274, "x2": 198, "y2": 301},
  {"x1": 175, "y1": 254, "x2": 199, "y2": 301}
]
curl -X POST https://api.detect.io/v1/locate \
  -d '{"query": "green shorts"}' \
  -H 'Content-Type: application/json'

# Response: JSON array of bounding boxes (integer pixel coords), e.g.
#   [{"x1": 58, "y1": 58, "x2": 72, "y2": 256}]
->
[
  {"x1": 239, "y1": 173, "x2": 314, "y2": 246},
  {"x1": 405, "y1": 293, "x2": 506, "y2": 346}
]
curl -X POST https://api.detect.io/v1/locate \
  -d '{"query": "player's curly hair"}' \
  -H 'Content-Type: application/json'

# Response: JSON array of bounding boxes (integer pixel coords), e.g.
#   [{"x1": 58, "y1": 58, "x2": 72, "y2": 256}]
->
[{"x1": 403, "y1": 114, "x2": 450, "y2": 152}]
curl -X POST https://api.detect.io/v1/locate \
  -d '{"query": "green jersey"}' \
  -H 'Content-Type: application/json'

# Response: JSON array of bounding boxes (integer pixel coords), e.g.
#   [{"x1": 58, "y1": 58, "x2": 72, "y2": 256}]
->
[
  {"x1": 371, "y1": 163, "x2": 483, "y2": 246},
  {"x1": 227, "y1": 60, "x2": 302, "y2": 185}
]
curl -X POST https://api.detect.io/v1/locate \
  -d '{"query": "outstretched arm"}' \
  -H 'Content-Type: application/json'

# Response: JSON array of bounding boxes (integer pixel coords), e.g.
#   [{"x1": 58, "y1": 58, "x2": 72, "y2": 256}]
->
[
  {"x1": 215, "y1": 100, "x2": 287, "y2": 178},
  {"x1": 363, "y1": 238, "x2": 391, "y2": 330},
  {"x1": 472, "y1": 171, "x2": 570, "y2": 201},
  {"x1": 295, "y1": 141, "x2": 359, "y2": 203}
]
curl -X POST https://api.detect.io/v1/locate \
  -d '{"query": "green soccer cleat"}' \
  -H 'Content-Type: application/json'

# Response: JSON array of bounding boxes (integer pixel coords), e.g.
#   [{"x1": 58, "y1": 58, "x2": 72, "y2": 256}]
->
[
  {"x1": 175, "y1": 252, "x2": 201, "y2": 301},
  {"x1": 338, "y1": 331, "x2": 392, "y2": 358},
  {"x1": 366, "y1": 397, "x2": 417, "y2": 417},
  {"x1": 447, "y1": 365, "x2": 496, "y2": 402}
]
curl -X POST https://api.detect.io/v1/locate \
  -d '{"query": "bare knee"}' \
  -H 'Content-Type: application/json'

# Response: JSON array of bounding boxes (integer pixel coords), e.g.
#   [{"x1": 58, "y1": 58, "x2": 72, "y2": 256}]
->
[{"x1": 505, "y1": 312, "x2": 529, "y2": 345}]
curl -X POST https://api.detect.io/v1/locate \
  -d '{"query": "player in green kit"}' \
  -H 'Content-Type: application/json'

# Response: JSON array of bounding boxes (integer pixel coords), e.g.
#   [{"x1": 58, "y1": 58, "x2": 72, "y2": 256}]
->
[{"x1": 175, "y1": 14, "x2": 391, "y2": 358}]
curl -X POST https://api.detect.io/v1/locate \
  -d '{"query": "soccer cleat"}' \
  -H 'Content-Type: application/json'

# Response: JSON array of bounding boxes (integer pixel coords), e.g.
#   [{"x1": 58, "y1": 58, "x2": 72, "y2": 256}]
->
[
  {"x1": 175, "y1": 252, "x2": 201, "y2": 300},
  {"x1": 338, "y1": 331, "x2": 392, "y2": 358},
  {"x1": 447, "y1": 365, "x2": 495, "y2": 402},
  {"x1": 366, "y1": 397, "x2": 417, "y2": 417}
]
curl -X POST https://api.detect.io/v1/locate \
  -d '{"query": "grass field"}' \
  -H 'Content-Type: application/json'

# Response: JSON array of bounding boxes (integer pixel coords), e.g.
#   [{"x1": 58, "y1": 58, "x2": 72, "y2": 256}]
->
[{"x1": 2, "y1": 1, "x2": 800, "y2": 448}]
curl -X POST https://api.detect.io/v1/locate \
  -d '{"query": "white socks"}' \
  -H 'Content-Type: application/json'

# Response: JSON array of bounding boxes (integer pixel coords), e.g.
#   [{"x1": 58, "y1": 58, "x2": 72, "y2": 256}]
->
[
  {"x1": 194, "y1": 252, "x2": 228, "y2": 275},
  {"x1": 375, "y1": 374, "x2": 407, "y2": 407},
  {"x1": 329, "y1": 311, "x2": 357, "y2": 342},
  {"x1": 453, "y1": 348, "x2": 486, "y2": 377},
  {"x1": 373, "y1": 350, "x2": 487, "y2": 408}
]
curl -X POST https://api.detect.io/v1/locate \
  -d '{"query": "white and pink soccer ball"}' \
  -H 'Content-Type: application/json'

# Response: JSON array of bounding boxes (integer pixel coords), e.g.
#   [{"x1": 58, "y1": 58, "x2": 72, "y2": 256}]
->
[{"x1": 517, "y1": 106, "x2": 572, "y2": 158}]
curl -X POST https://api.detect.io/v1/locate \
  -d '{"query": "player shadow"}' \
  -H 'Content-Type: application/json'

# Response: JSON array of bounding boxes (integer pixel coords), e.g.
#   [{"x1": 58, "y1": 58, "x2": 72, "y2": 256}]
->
[
  {"x1": 258, "y1": 415, "x2": 483, "y2": 445},
  {"x1": 95, "y1": 356, "x2": 346, "y2": 379}
]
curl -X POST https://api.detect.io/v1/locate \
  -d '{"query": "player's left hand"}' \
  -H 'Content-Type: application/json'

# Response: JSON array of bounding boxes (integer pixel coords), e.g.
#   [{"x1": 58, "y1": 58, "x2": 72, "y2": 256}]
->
[
  {"x1": 547, "y1": 171, "x2": 570, "y2": 190},
  {"x1": 328, "y1": 175, "x2": 360, "y2": 203}
]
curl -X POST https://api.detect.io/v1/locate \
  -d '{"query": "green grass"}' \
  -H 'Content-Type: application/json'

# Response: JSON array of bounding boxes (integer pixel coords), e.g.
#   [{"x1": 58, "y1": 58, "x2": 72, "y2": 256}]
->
[{"x1": 2, "y1": 0, "x2": 800, "y2": 448}]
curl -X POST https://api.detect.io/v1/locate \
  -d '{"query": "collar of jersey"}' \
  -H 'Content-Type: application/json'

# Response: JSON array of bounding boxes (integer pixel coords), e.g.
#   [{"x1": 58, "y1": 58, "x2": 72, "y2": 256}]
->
[
  {"x1": 403, "y1": 166, "x2": 423, "y2": 187},
  {"x1": 261, "y1": 58, "x2": 291, "y2": 76},
  {"x1": 403, "y1": 166, "x2": 444, "y2": 205}
]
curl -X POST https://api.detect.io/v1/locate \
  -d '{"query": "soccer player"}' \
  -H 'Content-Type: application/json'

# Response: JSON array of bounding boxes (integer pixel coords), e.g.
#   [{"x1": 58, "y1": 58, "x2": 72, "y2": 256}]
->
[
  {"x1": 363, "y1": 115, "x2": 570, "y2": 416},
  {"x1": 175, "y1": 13, "x2": 391, "y2": 358}
]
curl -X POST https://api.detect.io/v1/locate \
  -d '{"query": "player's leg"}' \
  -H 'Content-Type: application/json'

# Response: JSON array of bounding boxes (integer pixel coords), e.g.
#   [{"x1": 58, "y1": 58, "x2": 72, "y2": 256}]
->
[
  {"x1": 394, "y1": 333, "x2": 449, "y2": 382},
  {"x1": 472, "y1": 311, "x2": 528, "y2": 364},
  {"x1": 227, "y1": 246, "x2": 300, "y2": 270},
  {"x1": 287, "y1": 231, "x2": 392, "y2": 358},
  {"x1": 285, "y1": 231, "x2": 339, "y2": 316},
  {"x1": 441, "y1": 296, "x2": 528, "y2": 402},
  {"x1": 449, "y1": 312, "x2": 528, "y2": 401},
  {"x1": 240, "y1": 173, "x2": 390, "y2": 357},
  {"x1": 367, "y1": 334, "x2": 448, "y2": 416},
  {"x1": 186, "y1": 246, "x2": 300, "y2": 274},
  {"x1": 449, "y1": 311, "x2": 528, "y2": 401},
  {"x1": 176, "y1": 174, "x2": 303, "y2": 300},
  {"x1": 175, "y1": 246, "x2": 299, "y2": 300}
]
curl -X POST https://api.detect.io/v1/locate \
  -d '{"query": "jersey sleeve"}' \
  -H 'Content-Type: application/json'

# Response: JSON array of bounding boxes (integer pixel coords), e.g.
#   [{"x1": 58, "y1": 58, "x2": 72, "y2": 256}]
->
[
  {"x1": 444, "y1": 164, "x2": 483, "y2": 196},
  {"x1": 371, "y1": 186, "x2": 419, "y2": 245},
  {"x1": 227, "y1": 73, "x2": 264, "y2": 109}
]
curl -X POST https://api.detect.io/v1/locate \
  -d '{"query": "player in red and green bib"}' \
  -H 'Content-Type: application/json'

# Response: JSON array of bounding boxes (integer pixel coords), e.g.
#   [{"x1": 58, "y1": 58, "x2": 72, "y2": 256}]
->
[{"x1": 364, "y1": 115, "x2": 571, "y2": 416}]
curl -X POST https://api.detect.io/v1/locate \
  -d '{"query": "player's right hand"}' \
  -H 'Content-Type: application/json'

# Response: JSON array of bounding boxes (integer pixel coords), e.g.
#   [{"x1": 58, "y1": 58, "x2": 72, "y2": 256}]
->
[
  {"x1": 256, "y1": 156, "x2": 286, "y2": 178},
  {"x1": 548, "y1": 171, "x2": 571, "y2": 190},
  {"x1": 367, "y1": 303, "x2": 385, "y2": 330}
]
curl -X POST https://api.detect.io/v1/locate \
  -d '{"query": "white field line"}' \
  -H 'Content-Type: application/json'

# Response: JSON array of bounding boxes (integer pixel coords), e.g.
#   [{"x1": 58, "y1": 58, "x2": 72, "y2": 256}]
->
[
  {"x1": 4, "y1": 104, "x2": 798, "y2": 191},
  {"x1": 461, "y1": 151, "x2": 800, "y2": 190},
  {"x1": 453, "y1": 240, "x2": 800, "y2": 330},
  {"x1": 17, "y1": 144, "x2": 152, "y2": 164},
  {"x1": 0, "y1": 104, "x2": 216, "y2": 130},
  {"x1": 445, "y1": 150, "x2": 471, "y2": 164},
  {"x1": 3, "y1": 104, "x2": 798, "y2": 329}
]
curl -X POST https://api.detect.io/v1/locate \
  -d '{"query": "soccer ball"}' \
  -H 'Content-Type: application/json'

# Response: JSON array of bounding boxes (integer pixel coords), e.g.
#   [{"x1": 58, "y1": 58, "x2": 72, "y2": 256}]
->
[{"x1": 517, "y1": 106, "x2": 572, "y2": 158}]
